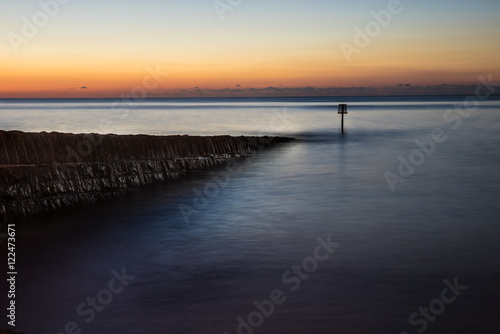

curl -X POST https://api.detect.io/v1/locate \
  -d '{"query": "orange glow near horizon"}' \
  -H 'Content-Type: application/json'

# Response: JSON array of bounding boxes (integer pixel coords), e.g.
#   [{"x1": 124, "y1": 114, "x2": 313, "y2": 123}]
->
[{"x1": 3, "y1": 48, "x2": 498, "y2": 98}]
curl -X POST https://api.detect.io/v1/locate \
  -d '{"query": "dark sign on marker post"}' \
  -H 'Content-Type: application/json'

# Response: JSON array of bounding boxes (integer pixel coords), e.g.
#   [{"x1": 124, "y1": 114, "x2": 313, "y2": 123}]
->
[{"x1": 338, "y1": 104, "x2": 348, "y2": 134}]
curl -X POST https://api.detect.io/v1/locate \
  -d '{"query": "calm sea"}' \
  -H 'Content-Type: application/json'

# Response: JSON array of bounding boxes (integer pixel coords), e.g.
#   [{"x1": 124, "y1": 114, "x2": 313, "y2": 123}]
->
[{"x1": 1, "y1": 96, "x2": 500, "y2": 334}]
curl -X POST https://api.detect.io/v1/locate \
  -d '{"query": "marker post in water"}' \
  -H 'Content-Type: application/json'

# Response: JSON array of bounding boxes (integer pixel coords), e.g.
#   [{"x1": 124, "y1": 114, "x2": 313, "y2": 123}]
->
[{"x1": 338, "y1": 104, "x2": 348, "y2": 134}]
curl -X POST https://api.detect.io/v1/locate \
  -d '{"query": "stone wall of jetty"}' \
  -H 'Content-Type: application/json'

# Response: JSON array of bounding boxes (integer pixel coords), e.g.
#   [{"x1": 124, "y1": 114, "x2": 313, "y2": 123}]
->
[{"x1": 0, "y1": 130, "x2": 292, "y2": 221}]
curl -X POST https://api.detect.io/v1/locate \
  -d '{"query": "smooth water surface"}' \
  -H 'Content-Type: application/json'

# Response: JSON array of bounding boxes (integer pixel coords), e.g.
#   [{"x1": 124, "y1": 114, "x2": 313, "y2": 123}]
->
[{"x1": 2, "y1": 96, "x2": 500, "y2": 333}]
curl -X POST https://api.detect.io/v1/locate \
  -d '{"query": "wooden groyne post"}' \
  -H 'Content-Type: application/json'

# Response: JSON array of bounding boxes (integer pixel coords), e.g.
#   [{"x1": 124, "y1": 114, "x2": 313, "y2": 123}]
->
[{"x1": 338, "y1": 104, "x2": 348, "y2": 134}]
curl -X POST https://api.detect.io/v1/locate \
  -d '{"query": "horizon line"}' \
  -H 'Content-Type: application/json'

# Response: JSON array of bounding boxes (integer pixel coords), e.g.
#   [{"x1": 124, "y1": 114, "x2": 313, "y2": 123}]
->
[{"x1": 2, "y1": 94, "x2": 500, "y2": 100}]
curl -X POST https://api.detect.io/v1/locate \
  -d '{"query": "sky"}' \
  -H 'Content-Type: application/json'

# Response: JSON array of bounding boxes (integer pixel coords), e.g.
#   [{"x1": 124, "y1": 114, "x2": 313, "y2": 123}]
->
[{"x1": 1, "y1": 0, "x2": 500, "y2": 98}]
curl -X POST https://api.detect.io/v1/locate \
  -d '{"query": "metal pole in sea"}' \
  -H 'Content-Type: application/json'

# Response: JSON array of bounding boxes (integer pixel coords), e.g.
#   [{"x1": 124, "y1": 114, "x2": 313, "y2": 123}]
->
[{"x1": 338, "y1": 104, "x2": 348, "y2": 134}]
